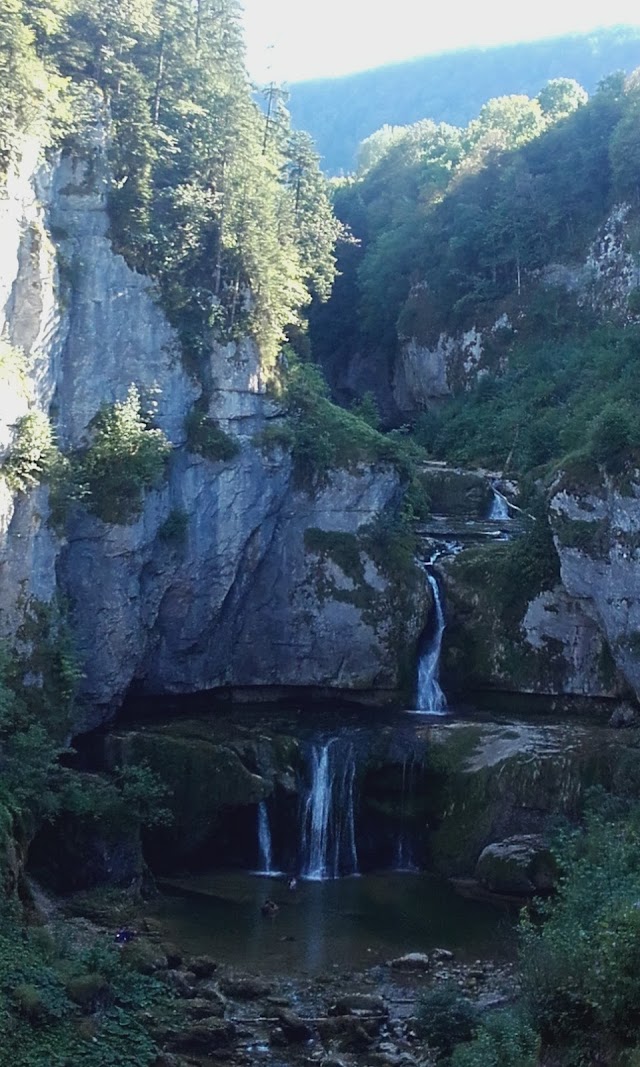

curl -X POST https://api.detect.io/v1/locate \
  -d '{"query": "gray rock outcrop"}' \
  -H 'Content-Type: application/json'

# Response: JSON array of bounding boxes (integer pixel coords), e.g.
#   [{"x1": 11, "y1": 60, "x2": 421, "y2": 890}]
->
[
  {"x1": 550, "y1": 473, "x2": 640, "y2": 701},
  {"x1": 475, "y1": 835, "x2": 556, "y2": 895}
]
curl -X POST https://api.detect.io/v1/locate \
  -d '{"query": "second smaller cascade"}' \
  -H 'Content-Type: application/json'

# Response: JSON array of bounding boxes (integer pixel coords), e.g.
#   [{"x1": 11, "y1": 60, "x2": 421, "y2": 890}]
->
[
  {"x1": 256, "y1": 800, "x2": 276, "y2": 875},
  {"x1": 416, "y1": 561, "x2": 447, "y2": 715}
]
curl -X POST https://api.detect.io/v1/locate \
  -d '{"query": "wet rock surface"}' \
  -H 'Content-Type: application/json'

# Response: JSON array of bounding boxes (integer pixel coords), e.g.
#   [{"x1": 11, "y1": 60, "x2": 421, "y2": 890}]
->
[{"x1": 129, "y1": 929, "x2": 516, "y2": 1067}]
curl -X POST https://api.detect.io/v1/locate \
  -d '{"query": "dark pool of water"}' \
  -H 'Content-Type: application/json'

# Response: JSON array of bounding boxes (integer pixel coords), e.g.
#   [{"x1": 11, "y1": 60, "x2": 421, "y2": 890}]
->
[{"x1": 153, "y1": 870, "x2": 516, "y2": 976}]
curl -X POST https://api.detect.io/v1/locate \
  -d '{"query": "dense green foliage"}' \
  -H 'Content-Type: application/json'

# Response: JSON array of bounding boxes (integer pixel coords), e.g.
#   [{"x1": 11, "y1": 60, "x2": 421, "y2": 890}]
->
[
  {"x1": 414, "y1": 319, "x2": 640, "y2": 476},
  {"x1": 288, "y1": 27, "x2": 640, "y2": 174},
  {"x1": 517, "y1": 794, "x2": 640, "y2": 1063},
  {"x1": 417, "y1": 984, "x2": 478, "y2": 1055},
  {"x1": 0, "y1": 388, "x2": 173, "y2": 525},
  {"x1": 430, "y1": 794, "x2": 640, "y2": 1067},
  {"x1": 449, "y1": 1009, "x2": 539, "y2": 1067},
  {"x1": 0, "y1": 598, "x2": 168, "y2": 857},
  {"x1": 0, "y1": 0, "x2": 339, "y2": 378},
  {"x1": 185, "y1": 408, "x2": 240, "y2": 462},
  {"x1": 314, "y1": 75, "x2": 619, "y2": 361},
  {"x1": 0, "y1": 916, "x2": 172, "y2": 1067},
  {"x1": 0, "y1": 597, "x2": 172, "y2": 1063},
  {"x1": 256, "y1": 360, "x2": 427, "y2": 494},
  {"x1": 2, "y1": 410, "x2": 58, "y2": 492},
  {"x1": 309, "y1": 65, "x2": 640, "y2": 482},
  {"x1": 80, "y1": 386, "x2": 171, "y2": 524}
]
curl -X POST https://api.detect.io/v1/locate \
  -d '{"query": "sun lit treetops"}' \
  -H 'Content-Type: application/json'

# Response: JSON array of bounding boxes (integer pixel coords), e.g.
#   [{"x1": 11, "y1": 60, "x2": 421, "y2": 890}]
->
[
  {"x1": 327, "y1": 76, "x2": 612, "y2": 347},
  {"x1": 0, "y1": 0, "x2": 340, "y2": 376}
]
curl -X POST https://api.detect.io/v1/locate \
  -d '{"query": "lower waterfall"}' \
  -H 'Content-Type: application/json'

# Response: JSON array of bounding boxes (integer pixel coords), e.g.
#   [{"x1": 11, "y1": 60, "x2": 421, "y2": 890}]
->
[
  {"x1": 395, "y1": 756, "x2": 418, "y2": 870},
  {"x1": 300, "y1": 739, "x2": 359, "y2": 880},
  {"x1": 416, "y1": 567, "x2": 447, "y2": 715},
  {"x1": 256, "y1": 800, "x2": 276, "y2": 875}
]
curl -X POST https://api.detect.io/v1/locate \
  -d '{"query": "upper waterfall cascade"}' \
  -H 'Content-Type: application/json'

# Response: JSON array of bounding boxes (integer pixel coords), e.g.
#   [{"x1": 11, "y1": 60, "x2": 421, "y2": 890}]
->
[
  {"x1": 488, "y1": 487, "x2": 511, "y2": 522},
  {"x1": 416, "y1": 565, "x2": 448, "y2": 715}
]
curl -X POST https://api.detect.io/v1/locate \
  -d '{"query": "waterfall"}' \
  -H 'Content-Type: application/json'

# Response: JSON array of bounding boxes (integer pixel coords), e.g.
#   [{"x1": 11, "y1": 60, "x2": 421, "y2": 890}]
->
[
  {"x1": 395, "y1": 756, "x2": 418, "y2": 870},
  {"x1": 488, "y1": 487, "x2": 510, "y2": 521},
  {"x1": 416, "y1": 566, "x2": 447, "y2": 715},
  {"x1": 300, "y1": 739, "x2": 358, "y2": 880},
  {"x1": 256, "y1": 800, "x2": 275, "y2": 875}
]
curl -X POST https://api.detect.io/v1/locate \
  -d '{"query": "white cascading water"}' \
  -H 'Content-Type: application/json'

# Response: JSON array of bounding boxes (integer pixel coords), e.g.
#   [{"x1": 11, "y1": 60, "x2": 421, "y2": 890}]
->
[
  {"x1": 395, "y1": 756, "x2": 418, "y2": 870},
  {"x1": 488, "y1": 487, "x2": 510, "y2": 521},
  {"x1": 300, "y1": 739, "x2": 358, "y2": 880},
  {"x1": 416, "y1": 564, "x2": 447, "y2": 715},
  {"x1": 256, "y1": 800, "x2": 275, "y2": 875}
]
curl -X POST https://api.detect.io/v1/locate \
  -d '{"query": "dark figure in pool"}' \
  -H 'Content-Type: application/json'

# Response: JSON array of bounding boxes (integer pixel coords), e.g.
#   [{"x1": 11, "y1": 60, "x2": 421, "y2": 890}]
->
[
  {"x1": 114, "y1": 928, "x2": 137, "y2": 944},
  {"x1": 261, "y1": 899, "x2": 279, "y2": 918},
  {"x1": 287, "y1": 876, "x2": 298, "y2": 891}
]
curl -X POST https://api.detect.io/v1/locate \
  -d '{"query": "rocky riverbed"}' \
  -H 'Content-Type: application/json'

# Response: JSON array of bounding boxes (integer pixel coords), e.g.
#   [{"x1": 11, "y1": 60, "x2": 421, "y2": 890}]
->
[{"x1": 61, "y1": 894, "x2": 517, "y2": 1067}]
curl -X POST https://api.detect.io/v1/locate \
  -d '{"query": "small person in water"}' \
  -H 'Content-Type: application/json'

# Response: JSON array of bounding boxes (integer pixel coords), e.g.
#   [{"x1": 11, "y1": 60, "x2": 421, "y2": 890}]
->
[
  {"x1": 261, "y1": 899, "x2": 279, "y2": 918},
  {"x1": 287, "y1": 876, "x2": 298, "y2": 891}
]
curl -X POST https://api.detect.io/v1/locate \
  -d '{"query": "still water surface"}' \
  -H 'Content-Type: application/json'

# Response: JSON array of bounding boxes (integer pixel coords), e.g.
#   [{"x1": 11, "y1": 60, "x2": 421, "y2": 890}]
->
[{"x1": 154, "y1": 870, "x2": 516, "y2": 975}]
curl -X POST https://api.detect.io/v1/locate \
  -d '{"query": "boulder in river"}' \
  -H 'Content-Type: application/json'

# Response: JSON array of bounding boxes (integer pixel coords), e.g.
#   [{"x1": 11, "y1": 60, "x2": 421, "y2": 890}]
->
[{"x1": 389, "y1": 952, "x2": 431, "y2": 972}]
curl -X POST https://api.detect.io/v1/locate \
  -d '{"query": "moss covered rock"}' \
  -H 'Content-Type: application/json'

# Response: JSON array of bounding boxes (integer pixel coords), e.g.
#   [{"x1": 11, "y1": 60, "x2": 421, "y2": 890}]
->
[
  {"x1": 415, "y1": 467, "x2": 493, "y2": 518},
  {"x1": 440, "y1": 541, "x2": 624, "y2": 702},
  {"x1": 474, "y1": 835, "x2": 557, "y2": 894},
  {"x1": 426, "y1": 720, "x2": 621, "y2": 877},
  {"x1": 105, "y1": 719, "x2": 300, "y2": 865}
]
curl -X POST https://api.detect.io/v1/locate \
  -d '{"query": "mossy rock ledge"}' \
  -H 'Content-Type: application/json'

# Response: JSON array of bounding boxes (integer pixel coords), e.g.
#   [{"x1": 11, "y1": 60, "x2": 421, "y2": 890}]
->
[
  {"x1": 425, "y1": 719, "x2": 630, "y2": 877},
  {"x1": 440, "y1": 545, "x2": 625, "y2": 704}
]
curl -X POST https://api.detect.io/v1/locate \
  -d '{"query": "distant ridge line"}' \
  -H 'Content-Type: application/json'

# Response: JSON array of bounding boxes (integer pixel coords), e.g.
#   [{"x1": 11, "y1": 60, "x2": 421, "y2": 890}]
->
[{"x1": 287, "y1": 25, "x2": 640, "y2": 173}]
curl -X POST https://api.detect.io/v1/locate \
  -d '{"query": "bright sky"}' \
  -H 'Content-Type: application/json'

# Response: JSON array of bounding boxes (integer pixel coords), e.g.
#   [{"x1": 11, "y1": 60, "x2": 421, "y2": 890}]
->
[{"x1": 240, "y1": 0, "x2": 640, "y2": 84}]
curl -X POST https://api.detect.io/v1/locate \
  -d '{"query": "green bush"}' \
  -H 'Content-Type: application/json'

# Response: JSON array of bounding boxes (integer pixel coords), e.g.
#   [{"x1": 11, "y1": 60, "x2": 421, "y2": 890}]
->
[
  {"x1": 64, "y1": 972, "x2": 111, "y2": 1012},
  {"x1": 81, "y1": 386, "x2": 171, "y2": 524},
  {"x1": 449, "y1": 1009, "x2": 539, "y2": 1067},
  {"x1": 2, "y1": 411, "x2": 57, "y2": 492},
  {"x1": 185, "y1": 409, "x2": 240, "y2": 462},
  {"x1": 351, "y1": 390, "x2": 381, "y2": 428},
  {"x1": 588, "y1": 403, "x2": 638, "y2": 473},
  {"x1": 279, "y1": 361, "x2": 419, "y2": 488},
  {"x1": 520, "y1": 795, "x2": 640, "y2": 1049},
  {"x1": 408, "y1": 324, "x2": 640, "y2": 481},
  {"x1": 0, "y1": 916, "x2": 170, "y2": 1067},
  {"x1": 12, "y1": 979, "x2": 69, "y2": 1024},
  {"x1": 417, "y1": 984, "x2": 478, "y2": 1056}
]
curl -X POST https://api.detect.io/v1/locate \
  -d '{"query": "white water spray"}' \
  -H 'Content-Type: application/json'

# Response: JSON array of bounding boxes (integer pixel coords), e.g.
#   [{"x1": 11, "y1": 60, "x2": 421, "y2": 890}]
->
[
  {"x1": 416, "y1": 566, "x2": 448, "y2": 714},
  {"x1": 256, "y1": 800, "x2": 275, "y2": 875},
  {"x1": 488, "y1": 487, "x2": 510, "y2": 521},
  {"x1": 300, "y1": 740, "x2": 358, "y2": 880}
]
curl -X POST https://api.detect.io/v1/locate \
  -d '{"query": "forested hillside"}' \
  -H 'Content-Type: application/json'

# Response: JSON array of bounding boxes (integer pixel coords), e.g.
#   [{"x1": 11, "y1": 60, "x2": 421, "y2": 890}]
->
[
  {"x1": 288, "y1": 26, "x2": 640, "y2": 173},
  {"x1": 310, "y1": 69, "x2": 640, "y2": 482},
  {"x1": 0, "y1": 0, "x2": 337, "y2": 375}
]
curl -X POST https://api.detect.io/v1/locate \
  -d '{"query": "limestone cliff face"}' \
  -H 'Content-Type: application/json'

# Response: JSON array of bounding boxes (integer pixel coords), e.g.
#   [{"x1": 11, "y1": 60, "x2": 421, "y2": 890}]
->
[
  {"x1": 442, "y1": 557, "x2": 624, "y2": 704},
  {"x1": 549, "y1": 472, "x2": 640, "y2": 702},
  {"x1": 0, "y1": 137, "x2": 427, "y2": 727},
  {"x1": 393, "y1": 315, "x2": 513, "y2": 415},
  {"x1": 392, "y1": 205, "x2": 640, "y2": 416}
]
